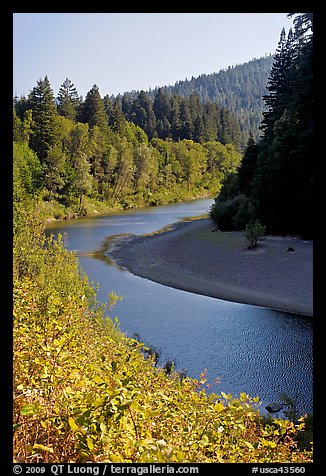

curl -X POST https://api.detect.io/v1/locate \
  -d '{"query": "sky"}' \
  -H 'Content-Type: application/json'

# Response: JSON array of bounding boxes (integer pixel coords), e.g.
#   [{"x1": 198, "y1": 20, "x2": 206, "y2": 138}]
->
[{"x1": 13, "y1": 13, "x2": 294, "y2": 99}]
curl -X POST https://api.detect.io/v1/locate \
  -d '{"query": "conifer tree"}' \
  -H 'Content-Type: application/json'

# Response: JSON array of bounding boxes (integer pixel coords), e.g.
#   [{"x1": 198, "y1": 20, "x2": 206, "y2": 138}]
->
[
  {"x1": 42, "y1": 145, "x2": 65, "y2": 198},
  {"x1": 28, "y1": 76, "x2": 58, "y2": 161},
  {"x1": 252, "y1": 14, "x2": 313, "y2": 236},
  {"x1": 57, "y1": 78, "x2": 80, "y2": 121},
  {"x1": 178, "y1": 99, "x2": 193, "y2": 140},
  {"x1": 153, "y1": 89, "x2": 171, "y2": 122},
  {"x1": 260, "y1": 28, "x2": 296, "y2": 139},
  {"x1": 111, "y1": 100, "x2": 127, "y2": 134},
  {"x1": 14, "y1": 95, "x2": 29, "y2": 120},
  {"x1": 237, "y1": 133, "x2": 259, "y2": 195},
  {"x1": 192, "y1": 116, "x2": 205, "y2": 143},
  {"x1": 121, "y1": 93, "x2": 134, "y2": 120},
  {"x1": 80, "y1": 85, "x2": 108, "y2": 130},
  {"x1": 13, "y1": 103, "x2": 23, "y2": 142}
]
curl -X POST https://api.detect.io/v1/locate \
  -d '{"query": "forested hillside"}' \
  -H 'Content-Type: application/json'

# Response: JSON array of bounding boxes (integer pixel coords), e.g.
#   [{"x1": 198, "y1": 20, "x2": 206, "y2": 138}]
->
[
  {"x1": 210, "y1": 13, "x2": 313, "y2": 238},
  {"x1": 14, "y1": 79, "x2": 242, "y2": 219},
  {"x1": 115, "y1": 55, "x2": 274, "y2": 144}
]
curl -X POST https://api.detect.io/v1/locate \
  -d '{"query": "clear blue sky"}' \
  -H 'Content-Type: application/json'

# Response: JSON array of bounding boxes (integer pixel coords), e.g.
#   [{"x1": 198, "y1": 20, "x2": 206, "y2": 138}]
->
[{"x1": 13, "y1": 13, "x2": 293, "y2": 99}]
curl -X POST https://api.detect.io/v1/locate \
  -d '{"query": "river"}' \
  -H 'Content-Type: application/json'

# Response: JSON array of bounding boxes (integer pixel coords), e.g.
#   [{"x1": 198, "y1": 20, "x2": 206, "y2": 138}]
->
[{"x1": 47, "y1": 198, "x2": 313, "y2": 416}]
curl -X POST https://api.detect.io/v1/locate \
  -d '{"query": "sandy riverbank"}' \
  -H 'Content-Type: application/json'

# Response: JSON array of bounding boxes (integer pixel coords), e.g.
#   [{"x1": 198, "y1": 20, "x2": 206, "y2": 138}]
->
[{"x1": 107, "y1": 218, "x2": 313, "y2": 316}]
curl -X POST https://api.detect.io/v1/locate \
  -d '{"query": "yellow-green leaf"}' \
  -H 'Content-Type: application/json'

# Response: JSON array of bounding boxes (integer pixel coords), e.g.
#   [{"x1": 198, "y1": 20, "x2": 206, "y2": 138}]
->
[
  {"x1": 176, "y1": 451, "x2": 185, "y2": 462},
  {"x1": 87, "y1": 436, "x2": 94, "y2": 451},
  {"x1": 240, "y1": 392, "x2": 248, "y2": 402},
  {"x1": 214, "y1": 402, "x2": 224, "y2": 413},
  {"x1": 245, "y1": 441, "x2": 254, "y2": 450},
  {"x1": 32, "y1": 444, "x2": 54, "y2": 454},
  {"x1": 101, "y1": 434, "x2": 110, "y2": 445},
  {"x1": 110, "y1": 454, "x2": 122, "y2": 462},
  {"x1": 20, "y1": 404, "x2": 37, "y2": 416},
  {"x1": 262, "y1": 439, "x2": 277, "y2": 448},
  {"x1": 68, "y1": 417, "x2": 79, "y2": 432},
  {"x1": 100, "y1": 422, "x2": 107, "y2": 433}
]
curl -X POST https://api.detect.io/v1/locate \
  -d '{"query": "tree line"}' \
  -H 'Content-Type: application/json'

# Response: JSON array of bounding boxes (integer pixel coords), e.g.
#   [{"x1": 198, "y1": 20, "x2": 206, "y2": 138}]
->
[
  {"x1": 13, "y1": 79, "x2": 242, "y2": 216},
  {"x1": 210, "y1": 13, "x2": 313, "y2": 238}
]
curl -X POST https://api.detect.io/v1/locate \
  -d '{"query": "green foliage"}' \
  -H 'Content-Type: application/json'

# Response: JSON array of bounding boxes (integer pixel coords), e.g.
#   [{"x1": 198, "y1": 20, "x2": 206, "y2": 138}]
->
[
  {"x1": 209, "y1": 194, "x2": 252, "y2": 232},
  {"x1": 57, "y1": 78, "x2": 81, "y2": 121},
  {"x1": 13, "y1": 110, "x2": 241, "y2": 221},
  {"x1": 244, "y1": 220, "x2": 266, "y2": 249},
  {"x1": 120, "y1": 89, "x2": 245, "y2": 149},
  {"x1": 12, "y1": 41, "x2": 314, "y2": 462},
  {"x1": 79, "y1": 84, "x2": 109, "y2": 131},
  {"x1": 28, "y1": 76, "x2": 58, "y2": 161},
  {"x1": 14, "y1": 142, "x2": 42, "y2": 202},
  {"x1": 237, "y1": 133, "x2": 259, "y2": 195},
  {"x1": 13, "y1": 74, "x2": 247, "y2": 220}
]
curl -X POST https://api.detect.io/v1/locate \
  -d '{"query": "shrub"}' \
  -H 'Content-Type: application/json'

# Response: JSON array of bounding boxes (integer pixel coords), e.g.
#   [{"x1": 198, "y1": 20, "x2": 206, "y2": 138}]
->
[
  {"x1": 245, "y1": 219, "x2": 266, "y2": 249},
  {"x1": 210, "y1": 194, "x2": 251, "y2": 231}
]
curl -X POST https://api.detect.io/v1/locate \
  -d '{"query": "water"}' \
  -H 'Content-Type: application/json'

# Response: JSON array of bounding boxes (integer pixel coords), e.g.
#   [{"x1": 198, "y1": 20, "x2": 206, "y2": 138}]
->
[{"x1": 47, "y1": 199, "x2": 313, "y2": 416}]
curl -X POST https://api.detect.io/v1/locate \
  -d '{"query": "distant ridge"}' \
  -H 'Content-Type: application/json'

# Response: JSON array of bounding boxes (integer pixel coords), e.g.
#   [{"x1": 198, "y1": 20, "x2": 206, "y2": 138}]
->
[{"x1": 116, "y1": 55, "x2": 274, "y2": 142}]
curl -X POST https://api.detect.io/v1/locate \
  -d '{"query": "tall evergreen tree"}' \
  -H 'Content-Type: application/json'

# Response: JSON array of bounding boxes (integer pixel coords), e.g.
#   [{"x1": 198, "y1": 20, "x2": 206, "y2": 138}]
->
[
  {"x1": 112, "y1": 100, "x2": 127, "y2": 134},
  {"x1": 178, "y1": 99, "x2": 193, "y2": 140},
  {"x1": 237, "y1": 133, "x2": 259, "y2": 195},
  {"x1": 28, "y1": 76, "x2": 58, "y2": 161},
  {"x1": 152, "y1": 89, "x2": 171, "y2": 122},
  {"x1": 79, "y1": 85, "x2": 109, "y2": 130},
  {"x1": 68, "y1": 126, "x2": 93, "y2": 210},
  {"x1": 13, "y1": 102, "x2": 23, "y2": 142},
  {"x1": 121, "y1": 93, "x2": 134, "y2": 120},
  {"x1": 289, "y1": 12, "x2": 313, "y2": 40},
  {"x1": 131, "y1": 91, "x2": 151, "y2": 132},
  {"x1": 260, "y1": 28, "x2": 296, "y2": 139},
  {"x1": 192, "y1": 115, "x2": 205, "y2": 143},
  {"x1": 14, "y1": 95, "x2": 29, "y2": 120},
  {"x1": 252, "y1": 14, "x2": 313, "y2": 236},
  {"x1": 219, "y1": 108, "x2": 243, "y2": 148},
  {"x1": 57, "y1": 78, "x2": 80, "y2": 121},
  {"x1": 42, "y1": 144, "x2": 65, "y2": 198}
]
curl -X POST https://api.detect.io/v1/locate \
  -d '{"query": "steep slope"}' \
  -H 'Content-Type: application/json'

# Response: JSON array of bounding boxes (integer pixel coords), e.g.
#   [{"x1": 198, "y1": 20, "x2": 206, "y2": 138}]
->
[{"x1": 155, "y1": 56, "x2": 274, "y2": 141}]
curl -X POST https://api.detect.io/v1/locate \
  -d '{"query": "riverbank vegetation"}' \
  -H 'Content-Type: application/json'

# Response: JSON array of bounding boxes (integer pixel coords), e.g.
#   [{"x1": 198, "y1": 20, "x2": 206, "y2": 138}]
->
[
  {"x1": 210, "y1": 13, "x2": 313, "y2": 238},
  {"x1": 13, "y1": 203, "x2": 313, "y2": 463},
  {"x1": 14, "y1": 74, "x2": 242, "y2": 221}
]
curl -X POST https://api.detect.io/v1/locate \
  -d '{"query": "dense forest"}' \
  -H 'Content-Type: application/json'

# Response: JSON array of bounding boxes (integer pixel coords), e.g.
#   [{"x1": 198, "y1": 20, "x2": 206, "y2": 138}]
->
[
  {"x1": 210, "y1": 13, "x2": 313, "y2": 238},
  {"x1": 13, "y1": 79, "x2": 242, "y2": 218},
  {"x1": 110, "y1": 89, "x2": 244, "y2": 148},
  {"x1": 114, "y1": 55, "x2": 274, "y2": 144}
]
